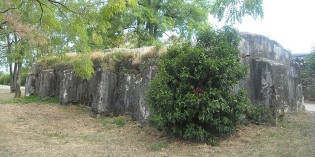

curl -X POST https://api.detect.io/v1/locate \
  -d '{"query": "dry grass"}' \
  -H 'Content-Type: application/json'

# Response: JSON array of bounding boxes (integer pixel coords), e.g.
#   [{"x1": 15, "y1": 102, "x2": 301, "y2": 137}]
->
[
  {"x1": 37, "y1": 46, "x2": 165, "y2": 73},
  {"x1": 97, "y1": 46, "x2": 163, "y2": 65},
  {"x1": 0, "y1": 87, "x2": 314, "y2": 157}
]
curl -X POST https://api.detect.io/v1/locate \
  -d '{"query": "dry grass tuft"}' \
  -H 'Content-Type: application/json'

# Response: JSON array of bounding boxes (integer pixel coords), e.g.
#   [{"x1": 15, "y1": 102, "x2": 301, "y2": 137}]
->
[
  {"x1": 89, "y1": 51, "x2": 105, "y2": 59},
  {"x1": 65, "y1": 52, "x2": 77, "y2": 57}
]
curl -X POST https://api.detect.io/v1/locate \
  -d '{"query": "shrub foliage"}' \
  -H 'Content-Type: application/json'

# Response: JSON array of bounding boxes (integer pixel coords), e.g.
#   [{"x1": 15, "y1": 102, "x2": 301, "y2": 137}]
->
[
  {"x1": 72, "y1": 53, "x2": 94, "y2": 80},
  {"x1": 0, "y1": 73, "x2": 10, "y2": 85},
  {"x1": 147, "y1": 27, "x2": 249, "y2": 144}
]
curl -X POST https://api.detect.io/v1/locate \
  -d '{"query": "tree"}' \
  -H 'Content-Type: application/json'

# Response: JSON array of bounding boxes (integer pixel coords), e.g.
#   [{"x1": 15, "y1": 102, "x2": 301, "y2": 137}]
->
[
  {"x1": 91, "y1": 0, "x2": 263, "y2": 47},
  {"x1": 211, "y1": 0, "x2": 264, "y2": 24},
  {"x1": 0, "y1": 0, "x2": 92, "y2": 97}
]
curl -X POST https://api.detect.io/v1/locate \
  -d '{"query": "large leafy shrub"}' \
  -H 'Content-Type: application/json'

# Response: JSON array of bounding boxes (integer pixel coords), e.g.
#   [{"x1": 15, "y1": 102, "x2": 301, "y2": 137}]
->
[{"x1": 147, "y1": 27, "x2": 249, "y2": 144}]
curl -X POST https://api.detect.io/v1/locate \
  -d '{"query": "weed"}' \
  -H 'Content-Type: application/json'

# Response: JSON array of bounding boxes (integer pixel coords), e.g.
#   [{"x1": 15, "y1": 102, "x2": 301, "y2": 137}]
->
[
  {"x1": 149, "y1": 142, "x2": 168, "y2": 151},
  {"x1": 99, "y1": 118, "x2": 108, "y2": 127},
  {"x1": 245, "y1": 104, "x2": 267, "y2": 123},
  {"x1": 43, "y1": 130, "x2": 67, "y2": 138},
  {"x1": 113, "y1": 118, "x2": 126, "y2": 127}
]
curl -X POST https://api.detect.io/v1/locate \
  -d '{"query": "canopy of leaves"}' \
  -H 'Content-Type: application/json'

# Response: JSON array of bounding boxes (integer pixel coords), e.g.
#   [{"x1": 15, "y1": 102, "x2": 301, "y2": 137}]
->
[
  {"x1": 147, "y1": 27, "x2": 250, "y2": 144},
  {"x1": 211, "y1": 0, "x2": 264, "y2": 24},
  {"x1": 0, "y1": 0, "x2": 263, "y2": 81},
  {"x1": 0, "y1": 0, "x2": 99, "y2": 80},
  {"x1": 89, "y1": 0, "x2": 263, "y2": 48}
]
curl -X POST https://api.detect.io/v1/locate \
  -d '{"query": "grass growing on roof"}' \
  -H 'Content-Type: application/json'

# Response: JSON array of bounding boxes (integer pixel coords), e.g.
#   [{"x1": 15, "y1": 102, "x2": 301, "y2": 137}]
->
[{"x1": 35, "y1": 46, "x2": 165, "y2": 77}]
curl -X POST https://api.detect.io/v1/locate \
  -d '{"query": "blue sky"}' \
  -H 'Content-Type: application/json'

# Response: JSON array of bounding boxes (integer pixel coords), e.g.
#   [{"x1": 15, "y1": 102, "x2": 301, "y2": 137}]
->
[{"x1": 234, "y1": 0, "x2": 315, "y2": 54}]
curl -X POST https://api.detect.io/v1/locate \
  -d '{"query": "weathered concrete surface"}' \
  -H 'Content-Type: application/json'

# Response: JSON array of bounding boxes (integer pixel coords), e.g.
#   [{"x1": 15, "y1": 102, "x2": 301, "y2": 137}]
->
[
  {"x1": 25, "y1": 66, "x2": 156, "y2": 124},
  {"x1": 25, "y1": 33, "x2": 304, "y2": 124},
  {"x1": 239, "y1": 33, "x2": 304, "y2": 124}
]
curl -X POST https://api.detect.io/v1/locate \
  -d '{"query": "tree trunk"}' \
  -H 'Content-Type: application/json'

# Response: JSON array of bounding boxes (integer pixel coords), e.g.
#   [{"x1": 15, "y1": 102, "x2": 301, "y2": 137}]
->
[
  {"x1": 14, "y1": 61, "x2": 22, "y2": 98},
  {"x1": 6, "y1": 34, "x2": 15, "y2": 93},
  {"x1": 12, "y1": 62, "x2": 18, "y2": 95},
  {"x1": 14, "y1": 44, "x2": 24, "y2": 98},
  {"x1": 11, "y1": 63, "x2": 18, "y2": 93},
  {"x1": 153, "y1": 25, "x2": 158, "y2": 38},
  {"x1": 9, "y1": 63, "x2": 15, "y2": 93}
]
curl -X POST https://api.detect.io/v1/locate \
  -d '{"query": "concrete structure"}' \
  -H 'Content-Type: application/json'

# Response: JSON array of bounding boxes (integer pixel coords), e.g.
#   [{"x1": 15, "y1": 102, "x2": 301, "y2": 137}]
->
[{"x1": 25, "y1": 33, "x2": 304, "y2": 124}]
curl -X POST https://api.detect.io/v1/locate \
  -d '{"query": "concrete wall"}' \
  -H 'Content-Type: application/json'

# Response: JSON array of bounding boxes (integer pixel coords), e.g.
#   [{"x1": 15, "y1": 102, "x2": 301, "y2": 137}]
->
[{"x1": 25, "y1": 32, "x2": 304, "y2": 124}]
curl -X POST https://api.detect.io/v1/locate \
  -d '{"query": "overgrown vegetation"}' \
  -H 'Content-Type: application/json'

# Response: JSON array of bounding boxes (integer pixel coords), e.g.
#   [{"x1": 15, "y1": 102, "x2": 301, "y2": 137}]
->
[
  {"x1": 147, "y1": 27, "x2": 250, "y2": 145},
  {"x1": 0, "y1": 73, "x2": 10, "y2": 85},
  {"x1": 35, "y1": 54, "x2": 72, "y2": 70},
  {"x1": 245, "y1": 104, "x2": 267, "y2": 124},
  {"x1": 35, "y1": 53, "x2": 94, "y2": 79},
  {"x1": 101, "y1": 47, "x2": 162, "y2": 73},
  {"x1": 0, "y1": 71, "x2": 27, "y2": 86},
  {"x1": 72, "y1": 54, "x2": 95, "y2": 80},
  {"x1": 35, "y1": 46, "x2": 163, "y2": 78}
]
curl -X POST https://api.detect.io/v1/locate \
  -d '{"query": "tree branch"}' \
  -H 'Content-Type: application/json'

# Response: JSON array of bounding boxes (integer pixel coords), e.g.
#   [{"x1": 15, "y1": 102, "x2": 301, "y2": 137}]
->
[
  {"x1": 39, "y1": 2, "x2": 44, "y2": 23},
  {"x1": 0, "y1": 1, "x2": 24, "y2": 14},
  {"x1": 47, "y1": 0, "x2": 78, "y2": 14},
  {"x1": 34, "y1": 0, "x2": 54, "y2": 12},
  {"x1": 33, "y1": 0, "x2": 56, "y2": 23},
  {"x1": 0, "y1": 21, "x2": 8, "y2": 29}
]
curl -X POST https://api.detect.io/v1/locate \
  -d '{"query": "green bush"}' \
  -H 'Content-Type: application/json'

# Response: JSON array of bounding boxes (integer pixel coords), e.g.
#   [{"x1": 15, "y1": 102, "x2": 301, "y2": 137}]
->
[
  {"x1": 0, "y1": 73, "x2": 10, "y2": 85},
  {"x1": 147, "y1": 26, "x2": 249, "y2": 144},
  {"x1": 0, "y1": 68, "x2": 28, "y2": 86}
]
